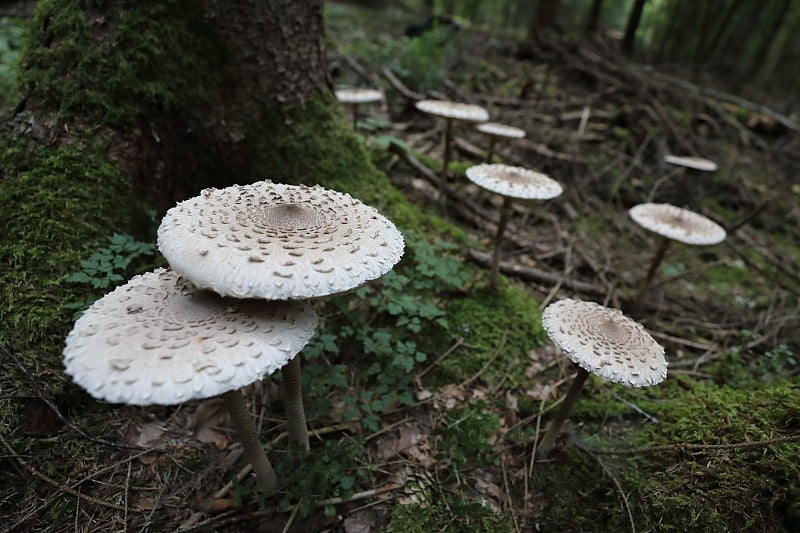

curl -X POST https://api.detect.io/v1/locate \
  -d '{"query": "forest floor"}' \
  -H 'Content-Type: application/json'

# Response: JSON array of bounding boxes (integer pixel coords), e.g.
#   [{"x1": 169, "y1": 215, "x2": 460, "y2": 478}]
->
[{"x1": 3, "y1": 2, "x2": 800, "y2": 532}]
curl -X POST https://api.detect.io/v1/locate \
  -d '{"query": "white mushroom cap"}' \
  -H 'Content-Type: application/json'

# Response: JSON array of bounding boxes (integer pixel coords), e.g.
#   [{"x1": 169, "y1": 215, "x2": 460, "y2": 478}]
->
[
  {"x1": 335, "y1": 88, "x2": 383, "y2": 104},
  {"x1": 541, "y1": 299, "x2": 667, "y2": 387},
  {"x1": 475, "y1": 122, "x2": 526, "y2": 139},
  {"x1": 158, "y1": 181, "x2": 405, "y2": 300},
  {"x1": 465, "y1": 164, "x2": 563, "y2": 200},
  {"x1": 663, "y1": 155, "x2": 718, "y2": 172},
  {"x1": 629, "y1": 203, "x2": 726, "y2": 246},
  {"x1": 63, "y1": 268, "x2": 318, "y2": 406},
  {"x1": 415, "y1": 99, "x2": 489, "y2": 123}
]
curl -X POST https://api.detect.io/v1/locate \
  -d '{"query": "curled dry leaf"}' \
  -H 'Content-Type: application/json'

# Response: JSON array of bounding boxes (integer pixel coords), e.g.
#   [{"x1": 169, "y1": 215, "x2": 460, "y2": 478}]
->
[{"x1": 191, "y1": 398, "x2": 231, "y2": 450}]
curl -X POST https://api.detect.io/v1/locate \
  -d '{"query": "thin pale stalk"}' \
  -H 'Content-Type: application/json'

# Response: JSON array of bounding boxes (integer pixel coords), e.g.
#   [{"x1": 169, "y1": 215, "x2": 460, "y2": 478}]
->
[
  {"x1": 536, "y1": 367, "x2": 590, "y2": 458},
  {"x1": 486, "y1": 136, "x2": 496, "y2": 163},
  {"x1": 222, "y1": 388, "x2": 278, "y2": 491},
  {"x1": 490, "y1": 196, "x2": 513, "y2": 290},
  {"x1": 632, "y1": 236, "x2": 671, "y2": 309},
  {"x1": 438, "y1": 119, "x2": 454, "y2": 212},
  {"x1": 282, "y1": 356, "x2": 309, "y2": 451}
]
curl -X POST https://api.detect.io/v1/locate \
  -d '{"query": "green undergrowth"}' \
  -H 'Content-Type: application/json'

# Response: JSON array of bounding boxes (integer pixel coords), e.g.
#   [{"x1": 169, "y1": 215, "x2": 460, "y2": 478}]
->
[{"x1": 535, "y1": 378, "x2": 800, "y2": 531}]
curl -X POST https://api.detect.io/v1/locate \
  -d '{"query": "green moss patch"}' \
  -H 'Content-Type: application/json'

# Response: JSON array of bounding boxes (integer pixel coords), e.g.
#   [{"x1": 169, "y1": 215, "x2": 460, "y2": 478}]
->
[
  {"x1": 535, "y1": 380, "x2": 800, "y2": 531},
  {"x1": 0, "y1": 137, "x2": 142, "y2": 390}
]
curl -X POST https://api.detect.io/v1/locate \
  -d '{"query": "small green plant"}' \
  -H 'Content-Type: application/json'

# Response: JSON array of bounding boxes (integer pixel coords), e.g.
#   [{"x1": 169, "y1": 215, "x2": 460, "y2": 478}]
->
[
  {"x1": 65, "y1": 233, "x2": 159, "y2": 315},
  {"x1": 435, "y1": 400, "x2": 501, "y2": 477},
  {"x1": 302, "y1": 232, "x2": 470, "y2": 432},
  {"x1": 388, "y1": 493, "x2": 513, "y2": 532},
  {"x1": 251, "y1": 436, "x2": 373, "y2": 518}
]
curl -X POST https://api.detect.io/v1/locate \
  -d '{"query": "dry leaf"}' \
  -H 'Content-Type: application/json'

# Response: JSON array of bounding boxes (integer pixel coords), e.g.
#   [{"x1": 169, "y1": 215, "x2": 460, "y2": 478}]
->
[
  {"x1": 125, "y1": 421, "x2": 165, "y2": 447},
  {"x1": 191, "y1": 399, "x2": 230, "y2": 450}
]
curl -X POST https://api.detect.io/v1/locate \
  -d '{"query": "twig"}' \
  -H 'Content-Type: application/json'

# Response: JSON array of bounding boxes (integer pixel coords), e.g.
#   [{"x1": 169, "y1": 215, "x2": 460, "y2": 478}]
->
[
  {"x1": 584, "y1": 433, "x2": 800, "y2": 456},
  {"x1": 2, "y1": 343, "x2": 145, "y2": 451},
  {"x1": 574, "y1": 440, "x2": 636, "y2": 533},
  {"x1": 0, "y1": 433, "x2": 131, "y2": 518}
]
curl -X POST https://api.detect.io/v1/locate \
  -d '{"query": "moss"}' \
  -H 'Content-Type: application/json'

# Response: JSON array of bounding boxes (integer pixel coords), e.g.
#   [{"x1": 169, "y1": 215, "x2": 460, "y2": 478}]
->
[
  {"x1": 20, "y1": 0, "x2": 221, "y2": 124},
  {"x1": 387, "y1": 496, "x2": 514, "y2": 532},
  {"x1": 436, "y1": 280, "x2": 547, "y2": 384},
  {"x1": 0, "y1": 136, "x2": 143, "y2": 393},
  {"x1": 535, "y1": 379, "x2": 800, "y2": 531}
]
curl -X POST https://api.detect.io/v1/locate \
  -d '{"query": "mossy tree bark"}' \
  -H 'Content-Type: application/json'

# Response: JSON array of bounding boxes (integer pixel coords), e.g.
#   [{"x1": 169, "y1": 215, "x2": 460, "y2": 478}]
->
[{"x1": 1, "y1": 0, "x2": 392, "y2": 398}]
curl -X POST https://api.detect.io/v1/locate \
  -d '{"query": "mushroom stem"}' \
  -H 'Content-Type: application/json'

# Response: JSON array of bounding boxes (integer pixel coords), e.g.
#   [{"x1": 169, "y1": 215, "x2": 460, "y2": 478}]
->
[
  {"x1": 490, "y1": 196, "x2": 513, "y2": 290},
  {"x1": 485, "y1": 137, "x2": 496, "y2": 163},
  {"x1": 632, "y1": 236, "x2": 672, "y2": 309},
  {"x1": 438, "y1": 118, "x2": 454, "y2": 212},
  {"x1": 281, "y1": 356, "x2": 310, "y2": 451},
  {"x1": 536, "y1": 366, "x2": 590, "y2": 458},
  {"x1": 221, "y1": 388, "x2": 278, "y2": 491},
  {"x1": 351, "y1": 104, "x2": 359, "y2": 129}
]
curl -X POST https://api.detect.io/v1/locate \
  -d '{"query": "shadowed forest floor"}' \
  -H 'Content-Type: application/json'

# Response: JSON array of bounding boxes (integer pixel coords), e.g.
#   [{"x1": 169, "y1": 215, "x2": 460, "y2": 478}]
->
[{"x1": 2, "y1": 2, "x2": 799, "y2": 532}]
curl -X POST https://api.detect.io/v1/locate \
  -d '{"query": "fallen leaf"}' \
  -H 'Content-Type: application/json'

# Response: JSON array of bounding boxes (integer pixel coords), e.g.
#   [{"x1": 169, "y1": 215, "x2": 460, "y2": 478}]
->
[
  {"x1": 125, "y1": 421, "x2": 165, "y2": 447},
  {"x1": 191, "y1": 399, "x2": 230, "y2": 450}
]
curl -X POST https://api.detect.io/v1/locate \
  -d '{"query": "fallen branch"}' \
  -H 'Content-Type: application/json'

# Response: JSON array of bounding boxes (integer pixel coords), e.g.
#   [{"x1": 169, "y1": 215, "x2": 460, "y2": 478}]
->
[{"x1": 466, "y1": 249, "x2": 606, "y2": 296}]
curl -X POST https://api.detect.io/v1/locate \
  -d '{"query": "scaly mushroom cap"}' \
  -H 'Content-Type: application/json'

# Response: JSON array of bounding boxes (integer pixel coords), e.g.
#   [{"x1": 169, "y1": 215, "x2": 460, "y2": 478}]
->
[
  {"x1": 663, "y1": 155, "x2": 718, "y2": 172},
  {"x1": 158, "y1": 181, "x2": 405, "y2": 299},
  {"x1": 465, "y1": 164, "x2": 563, "y2": 200},
  {"x1": 475, "y1": 122, "x2": 526, "y2": 139},
  {"x1": 542, "y1": 299, "x2": 667, "y2": 387},
  {"x1": 335, "y1": 88, "x2": 383, "y2": 104},
  {"x1": 629, "y1": 203, "x2": 726, "y2": 246},
  {"x1": 415, "y1": 99, "x2": 489, "y2": 122},
  {"x1": 63, "y1": 268, "x2": 318, "y2": 406}
]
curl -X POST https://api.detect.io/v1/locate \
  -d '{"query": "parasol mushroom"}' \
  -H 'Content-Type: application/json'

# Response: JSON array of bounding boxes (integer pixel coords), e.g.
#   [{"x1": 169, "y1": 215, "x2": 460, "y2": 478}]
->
[
  {"x1": 415, "y1": 99, "x2": 489, "y2": 209},
  {"x1": 475, "y1": 122, "x2": 526, "y2": 163},
  {"x1": 63, "y1": 268, "x2": 318, "y2": 490},
  {"x1": 335, "y1": 87, "x2": 384, "y2": 129},
  {"x1": 465, "y1": 164, "x2": 562, "y2": 290},
  {"x1": 536, "y1": 298, "x2": 667, "y2": 457},
  {"x1": 661, "y1": 154, "x2": 718, "y2": 200},
  {"x1": 628, "y1": 202, "x2": 726, "y2": 308},
  {"x1": 158, "y1": 181, "x2": 405, "y2": 450}
]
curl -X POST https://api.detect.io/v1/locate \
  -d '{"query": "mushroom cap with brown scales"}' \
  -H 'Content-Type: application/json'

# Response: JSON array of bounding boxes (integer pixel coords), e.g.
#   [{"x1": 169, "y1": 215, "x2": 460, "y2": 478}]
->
[
  {"x1": 629, "y1": 203, "x2": 727, "y2": 246},
  {"x1": 415, "y1": 99, "x2": 489, "y2": 123},
  {"x1": 63, "y1": 268, "x2": 318, "y2": 405},
  {"x1": 157, "y1": 181, "x2": 405, "y2": 300},
  {"x1": 475, "y1": 122, "x2": 526, "y2": 139},
  {"x1": 335, "y1": 88, "x2": 383, "y2": 104},
  {"x1": 663, "y1": 154, "x2": 718, "y2": 172},
  {"x1": 541, "y1": 299, "x2": 667, "y2": 387},
  {"x1": 465, "y1": 164, "x2": 563, "y2": 200}
]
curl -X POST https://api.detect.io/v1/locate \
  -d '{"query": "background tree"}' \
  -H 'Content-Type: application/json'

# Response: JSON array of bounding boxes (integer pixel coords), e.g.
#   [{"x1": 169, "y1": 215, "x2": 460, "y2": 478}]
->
[{"x1": 622, "y1": 0, "x2": 646, "y2": 54}]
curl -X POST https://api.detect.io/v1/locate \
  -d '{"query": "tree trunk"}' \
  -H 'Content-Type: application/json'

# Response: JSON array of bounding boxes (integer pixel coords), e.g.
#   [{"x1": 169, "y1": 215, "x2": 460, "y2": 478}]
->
[
  {"x1": 697, "y1": 0, "x2": 743, "y2": 64},
  {"x1": 527, "y1": 0, "x2": 560, "y2": 41},
  {"x1": 1, "y1": 0, "x2": 390, "y2": 389},
  {"x1": 622, "y1": 0, "x2": 647, "y2": 54},
  {"x1": 584, "y1": 0, "x2": 603, "y2": 34}
]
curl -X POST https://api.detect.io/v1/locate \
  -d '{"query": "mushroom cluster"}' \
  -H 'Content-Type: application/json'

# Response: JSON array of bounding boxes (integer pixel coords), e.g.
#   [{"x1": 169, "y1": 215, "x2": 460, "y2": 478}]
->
[
  {"x1": 158, "y1": 180, "x2": 404, "y2": 452},
  {"x1": 537, "y1": 298, "x2": 667, "y2": 457}
]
